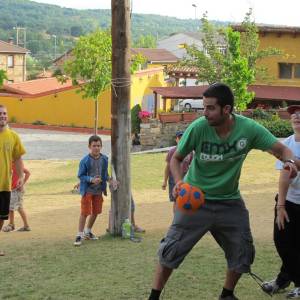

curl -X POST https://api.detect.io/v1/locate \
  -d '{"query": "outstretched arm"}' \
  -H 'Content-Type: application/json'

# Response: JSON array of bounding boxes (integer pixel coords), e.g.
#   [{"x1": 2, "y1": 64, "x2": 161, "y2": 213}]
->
[
  {"x1": 276, "y1": 169, "x2": 290, "y2": 230},
  {"x1": 269, "y1": 141, "x2": 298, "y2": 177}
]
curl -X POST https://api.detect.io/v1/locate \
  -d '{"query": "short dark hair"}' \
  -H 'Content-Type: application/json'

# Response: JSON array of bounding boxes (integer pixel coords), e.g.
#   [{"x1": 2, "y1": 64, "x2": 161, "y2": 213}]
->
[
  {"x1": 88, "y1": 135, "x2": 102, "y2": 146},
  {"x1": 203, "y1": 83, "x2": 234, "y2": 112}
]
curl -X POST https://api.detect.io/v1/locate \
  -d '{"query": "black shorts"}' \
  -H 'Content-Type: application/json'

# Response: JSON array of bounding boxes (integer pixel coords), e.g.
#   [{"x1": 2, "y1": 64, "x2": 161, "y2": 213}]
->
[{"x1": 0, "y1": 192, "x2": 11, "y2": 220}]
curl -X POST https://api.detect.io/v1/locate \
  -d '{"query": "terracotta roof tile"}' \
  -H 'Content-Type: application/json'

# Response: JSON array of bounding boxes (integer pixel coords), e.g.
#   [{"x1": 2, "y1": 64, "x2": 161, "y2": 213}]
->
[
  {"x1": 131, "y1": 48, "x2": 178, "y2": 63},
  {"x1": 0, "y1": 40, "x2": 29, "y2": 54},
  {"x1": 2, "y1": 77, "x2": 76, "y2": 97},
  {"x1": 151, "y1": 85, "x2": 300, "y2": 101}
]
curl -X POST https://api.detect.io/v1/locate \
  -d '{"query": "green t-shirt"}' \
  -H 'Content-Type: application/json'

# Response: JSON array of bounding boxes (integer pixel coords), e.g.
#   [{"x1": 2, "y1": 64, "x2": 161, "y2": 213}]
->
[{"x1": 177, "y1": 114, "x2": 277, "y2": 200}]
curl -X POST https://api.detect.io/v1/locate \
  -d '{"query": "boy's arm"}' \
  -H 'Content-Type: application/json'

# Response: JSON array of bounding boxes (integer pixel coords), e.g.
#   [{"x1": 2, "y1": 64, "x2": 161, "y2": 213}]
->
[
  {"x1": 276, "y1": 169, "x2": 290, "y2": 230},
  {"x1": 162, "y1": 163, "x2": 169, "y2": 190},
  {"x1": 14, "y1": 157, "x2": 24, "y2": 189},
  {"x1": 23, "y1": 168, "x2": 30, "y2": 184},
  {"x1": 78, "y1": 160, "x2": 93, "y2": 183}
]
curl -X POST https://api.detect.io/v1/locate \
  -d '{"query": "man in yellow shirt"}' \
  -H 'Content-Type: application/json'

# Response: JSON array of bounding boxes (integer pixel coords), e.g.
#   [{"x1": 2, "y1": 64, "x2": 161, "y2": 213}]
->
[{"x1": 0, "y1": 104, "x2": 26, "y2": 256}]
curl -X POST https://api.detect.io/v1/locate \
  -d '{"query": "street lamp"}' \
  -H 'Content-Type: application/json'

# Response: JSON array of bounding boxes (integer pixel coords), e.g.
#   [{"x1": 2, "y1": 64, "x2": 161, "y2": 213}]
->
[
  {"x1": 52, "y1": 35, "x2": 57, "y2": 59},
  {"x1": 192, "y1": 4, "x2": 197, "y2": 20}
]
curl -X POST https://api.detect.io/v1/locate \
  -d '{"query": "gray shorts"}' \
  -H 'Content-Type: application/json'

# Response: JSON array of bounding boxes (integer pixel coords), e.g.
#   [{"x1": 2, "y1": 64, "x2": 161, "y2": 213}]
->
[
  {"x1": 158, "y1": 199, "x2": 255, "y2": 273},
  {"x1": 9, "y1": 190, "x2": 24, "y2": 210}
]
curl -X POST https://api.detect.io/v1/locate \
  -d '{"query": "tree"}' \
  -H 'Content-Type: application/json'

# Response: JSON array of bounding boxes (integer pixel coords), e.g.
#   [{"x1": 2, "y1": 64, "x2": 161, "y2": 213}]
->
[
  {"x1": 133, "y1": 34, "x2": 157, "y2": 48},
  {"x1": 222, "y1": 28, "x2": 254, "y2": 111},
  {"x1": 60, "y1": 29, "x2": 145, "y2": 134},
  {"x1": 62, "y1": 29, "x2": 112, "y2": 134},
  {"x1": 0, "y1": 70, "x2": 7, "y2": 87},
  {"x1": 183, "y1": 10, "x2": 281, "y2": 111}
]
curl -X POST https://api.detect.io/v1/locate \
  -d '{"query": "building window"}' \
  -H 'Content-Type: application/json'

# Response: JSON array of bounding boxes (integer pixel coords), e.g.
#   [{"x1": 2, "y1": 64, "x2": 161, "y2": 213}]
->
[
  {"x1": 279, "y1": 63, "x2": 292, "y2": 79},
  {"x1": 7, "y1": 55, "x2": 14, "y2": 68},
  {"x1": 294, "y1": 64, "x2": 300, "y2": 78}
]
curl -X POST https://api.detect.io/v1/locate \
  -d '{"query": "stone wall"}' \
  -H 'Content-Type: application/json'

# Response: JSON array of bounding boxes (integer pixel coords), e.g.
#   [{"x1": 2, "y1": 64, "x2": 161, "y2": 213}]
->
[{"x1": 140, "y1": 119, "x2": 191, "y2": 150}]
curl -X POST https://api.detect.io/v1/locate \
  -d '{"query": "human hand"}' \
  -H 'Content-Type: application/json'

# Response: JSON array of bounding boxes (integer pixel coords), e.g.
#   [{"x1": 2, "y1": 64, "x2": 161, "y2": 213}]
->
[
  {"x1": 92, "y1": 176, "x2": 102, "y2": 184},
  {"x1": 172, "y1": 180, "x2": 183, "y2": 199},
  {"x1": 162, "y1": 182, "x2": 167, "y2": 190},
  {"x1": 283, "y1": 161, "x2": 297, "y2": 178},
  {"x1": 16, "y1": 177, "x2": 24, "y2": 190},
  {"x1": 276, "y1": 206, "x2": 289, "y2": 230},
  {"x1": 109, "y1": 178, "x2": 119, "y2": 191}
]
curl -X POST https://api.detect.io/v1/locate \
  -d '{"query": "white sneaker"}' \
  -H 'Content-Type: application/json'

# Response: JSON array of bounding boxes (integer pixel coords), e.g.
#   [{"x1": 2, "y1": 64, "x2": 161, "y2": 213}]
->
[
  {"x1": 74, "y1": 235, "x2": 83, "y2": 246},
  {"x1": 84, "y1": 232, "x2": 99, "y2": 240},
  {"x1": 287, "y1": 287, "x2": 300, "y2": 299},
  {"x1": 262, "y1": 279, "x2": 290, "y2": 295}
]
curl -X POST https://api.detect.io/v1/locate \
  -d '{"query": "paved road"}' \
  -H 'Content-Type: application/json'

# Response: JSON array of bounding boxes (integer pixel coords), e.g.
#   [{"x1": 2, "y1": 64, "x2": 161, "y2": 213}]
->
[{"x1": 15, "y1": 128, "x2": 111, "y2": 160}]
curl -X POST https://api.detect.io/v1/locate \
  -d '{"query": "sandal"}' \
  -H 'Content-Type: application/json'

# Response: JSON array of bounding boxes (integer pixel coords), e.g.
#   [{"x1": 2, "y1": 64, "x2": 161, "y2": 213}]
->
[
  {"x1": 2, "y1": 224, "x2": 15, "y2": 232},
  {"x1": 16, "y1": 226, "x2": 31, "y2": 232}
]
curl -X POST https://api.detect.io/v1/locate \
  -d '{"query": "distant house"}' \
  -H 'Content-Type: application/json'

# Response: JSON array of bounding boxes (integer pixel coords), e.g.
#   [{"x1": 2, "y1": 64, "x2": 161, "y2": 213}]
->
[
  {"x1": 131, "y1": 48, "x2": 178, "y2": 69},
  {"x1": 0, "y1": 39, "x2": 29, "y2": 83},
  {"x1": 157, "y1": 32, "x2": 204, "y2": 59},
  {"x1": 0, "y1": 67, "x2": 167, "y2": 129},
  {"x1": 52, "y1": 48, "x2": 178, "y2": 72},
  {"x1": 233, "y1": 25, "x2": 300, "y2": 87}
]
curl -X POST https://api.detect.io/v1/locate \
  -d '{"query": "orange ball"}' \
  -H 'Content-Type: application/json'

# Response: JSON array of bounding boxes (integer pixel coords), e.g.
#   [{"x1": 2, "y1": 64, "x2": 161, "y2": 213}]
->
[{"x1": 176, "y1": 183, "x2": 205, "y2": 213}]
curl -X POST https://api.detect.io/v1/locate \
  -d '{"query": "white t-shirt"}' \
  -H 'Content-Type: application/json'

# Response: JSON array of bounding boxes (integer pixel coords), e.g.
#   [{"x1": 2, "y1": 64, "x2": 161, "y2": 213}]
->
[{"x1": 275, "y1": 135, "x2": 300, "y2": 205}]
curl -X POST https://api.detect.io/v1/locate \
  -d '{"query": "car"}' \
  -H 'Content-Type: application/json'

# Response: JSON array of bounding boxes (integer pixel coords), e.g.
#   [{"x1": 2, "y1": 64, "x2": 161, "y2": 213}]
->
[{"x1": 177, "y1": 99, "x2": 204, "y2": 111}]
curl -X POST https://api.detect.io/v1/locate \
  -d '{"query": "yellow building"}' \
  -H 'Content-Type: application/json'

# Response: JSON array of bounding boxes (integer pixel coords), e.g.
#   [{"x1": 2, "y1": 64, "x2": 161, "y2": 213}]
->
[
  {"x1": 0, "y1": 39, "x2": 28, "y2": 83},
  {"x1": 255, "y1": 26, "x2": 300, "y2": 86},
  {"x1": 0, "y1": 67, "x2": 166, "y2": 129}
]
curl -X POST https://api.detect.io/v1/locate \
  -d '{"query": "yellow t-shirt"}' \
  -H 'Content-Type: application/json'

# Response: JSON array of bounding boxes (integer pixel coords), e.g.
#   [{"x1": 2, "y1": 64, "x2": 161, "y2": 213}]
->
[{"x1": 0, "y1": 127, "x2": 26, "y2": 191}]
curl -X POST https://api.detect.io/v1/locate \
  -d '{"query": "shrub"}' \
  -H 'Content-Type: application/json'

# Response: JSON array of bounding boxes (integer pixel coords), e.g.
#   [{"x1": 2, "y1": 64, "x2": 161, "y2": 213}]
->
[
  {"x1": 256, "y1": 118, "x2": 293, "y2": 137},
  {"x1": 9, "y1": 116, "x2": 17, "y2": 123},
  {"x1": 32, "y1": 120, "x2": 47, "y2": 125},
  {"x1": 252, "y1": 108, "x2": 273, "y2": 120},
  {"x1": 131, "y1": 104, "x2": 141, "y2": 134}
]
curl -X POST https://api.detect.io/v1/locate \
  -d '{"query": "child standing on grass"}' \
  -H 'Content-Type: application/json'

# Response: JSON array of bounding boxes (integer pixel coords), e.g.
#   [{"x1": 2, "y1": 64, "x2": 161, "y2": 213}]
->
[
  {"x1": 2, "y1": 162, "x2": 30, "y2": 232},
  {"x1": 74, "y1": 135, "x2": 109, "y2": 246}
]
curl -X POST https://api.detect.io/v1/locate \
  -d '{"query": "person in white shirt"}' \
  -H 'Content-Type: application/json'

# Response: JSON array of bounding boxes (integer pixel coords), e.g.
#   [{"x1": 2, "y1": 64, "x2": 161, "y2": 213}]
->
[{"x1": 262, "y1": 105, "x2": 300, "y2": 299}]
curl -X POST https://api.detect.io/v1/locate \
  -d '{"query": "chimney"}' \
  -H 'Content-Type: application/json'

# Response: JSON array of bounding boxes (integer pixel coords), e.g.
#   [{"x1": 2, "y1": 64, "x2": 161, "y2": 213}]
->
[{"x1": 8, "y1": 37, "x2": 14, "y2": 44}]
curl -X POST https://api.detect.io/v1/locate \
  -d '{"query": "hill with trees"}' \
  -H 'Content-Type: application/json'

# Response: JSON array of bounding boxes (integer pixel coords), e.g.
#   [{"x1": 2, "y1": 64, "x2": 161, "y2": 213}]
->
[{"x1": 0, "y1": 0, "x2": 200, "y2": 65}]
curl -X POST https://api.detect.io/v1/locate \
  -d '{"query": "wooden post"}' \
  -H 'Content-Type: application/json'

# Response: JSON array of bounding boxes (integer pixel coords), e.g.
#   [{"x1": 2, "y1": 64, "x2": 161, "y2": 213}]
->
[{"x1": 110, "y1": 0, "x2": 131, "y2": 235}]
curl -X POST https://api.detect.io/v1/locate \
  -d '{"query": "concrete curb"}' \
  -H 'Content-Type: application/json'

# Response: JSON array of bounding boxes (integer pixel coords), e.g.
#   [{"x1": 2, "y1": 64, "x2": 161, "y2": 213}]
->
[{"x1": 10, "y1": 123, "x2": 111, "y2": 135}]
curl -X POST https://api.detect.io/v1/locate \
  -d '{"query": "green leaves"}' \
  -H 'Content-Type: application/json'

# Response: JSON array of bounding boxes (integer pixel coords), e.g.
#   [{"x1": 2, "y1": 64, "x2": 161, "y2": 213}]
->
[
  {"x1": 63, "y1": 29, "x2": 112, "y2": 100},
  {"x1": 0, "y1": 70, "x2": 7, "y2": 87},
  {"x1": 182, "y1": 10, "x2": 283, "y2": 111}
]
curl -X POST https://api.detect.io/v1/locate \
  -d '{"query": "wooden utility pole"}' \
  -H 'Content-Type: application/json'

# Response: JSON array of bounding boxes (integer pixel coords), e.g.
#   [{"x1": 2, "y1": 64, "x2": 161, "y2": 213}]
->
[{"x1": 110, "y1": 0, "x2": 131, "y2": 235}]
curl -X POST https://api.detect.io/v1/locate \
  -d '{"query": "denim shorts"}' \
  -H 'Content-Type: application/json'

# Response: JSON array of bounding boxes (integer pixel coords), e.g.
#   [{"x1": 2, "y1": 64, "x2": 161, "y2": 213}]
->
[{"x1": 158, "y1": 199, "x2": 255, "y2": 273}]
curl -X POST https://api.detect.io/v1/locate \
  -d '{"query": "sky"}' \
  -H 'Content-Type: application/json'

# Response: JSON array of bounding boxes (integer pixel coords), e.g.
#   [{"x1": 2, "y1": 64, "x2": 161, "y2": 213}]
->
[{"x1": 32, "y1": 0, "x2": 300, "y2": 27}]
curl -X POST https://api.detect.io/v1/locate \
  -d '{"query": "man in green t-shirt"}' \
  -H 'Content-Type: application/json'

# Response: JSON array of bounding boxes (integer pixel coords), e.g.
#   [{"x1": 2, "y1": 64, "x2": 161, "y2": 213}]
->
[{"x1": 148, "y1": 83, "x2": 299, "y2": 300}]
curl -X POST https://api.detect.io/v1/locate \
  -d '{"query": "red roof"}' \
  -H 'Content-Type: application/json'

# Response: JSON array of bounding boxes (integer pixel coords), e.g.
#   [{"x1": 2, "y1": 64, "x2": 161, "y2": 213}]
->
[
  {"x1": 0, "y1": 40, "x2": 29, "y2": 54},
  {"x1": 250, "y1": 85, "x2": 300, "y2": 101},
  {"x1": 1, "y1": 77, "x2": 77, "y2": 98},
  {"x1": 151, "y1": 86, "x2": 208, "y2": 99},
  {"x1": 151, "y1": 85, "x2": 300, "y2": 101},
  {"x1": 131, "y1": 48, "x2": 178, "y2": 63}
]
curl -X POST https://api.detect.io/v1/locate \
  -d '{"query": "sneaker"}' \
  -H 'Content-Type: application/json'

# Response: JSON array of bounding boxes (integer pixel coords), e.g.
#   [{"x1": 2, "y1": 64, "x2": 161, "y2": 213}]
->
[
  {"x1": 287, "y1": 287, "x2": 300, "y2": 299},
  {"x1": 74, "y1": 235, "x2": 83, "y2": 246},
  {"x1": 219, "y1": 295, "x2": 239, "y2": 300},
  {"x1": 84, "y1": 232, "x2": 99, "y2": 240},
  {"x1": 262, "y1": 279, "x2": 291, "y2": 295},
  {"x1": 2, "y1": 224, "x2": 15, "y2": 232},
  {"x1": 16, "y1": 226, "x2": 31, "y2": 232}
]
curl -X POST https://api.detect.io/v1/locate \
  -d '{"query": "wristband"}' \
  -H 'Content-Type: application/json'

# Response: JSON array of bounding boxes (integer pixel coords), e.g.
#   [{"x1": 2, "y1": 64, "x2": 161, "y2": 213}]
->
[{"x1": 283, "y1": 159, "x2": 295, "y2": 164}]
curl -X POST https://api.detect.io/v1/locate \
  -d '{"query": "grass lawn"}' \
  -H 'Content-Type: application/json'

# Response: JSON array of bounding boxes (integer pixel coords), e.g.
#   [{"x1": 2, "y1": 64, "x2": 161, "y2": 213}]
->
[{"x1": 0, "y1": 151, "x2": 288, "y2": 300}]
